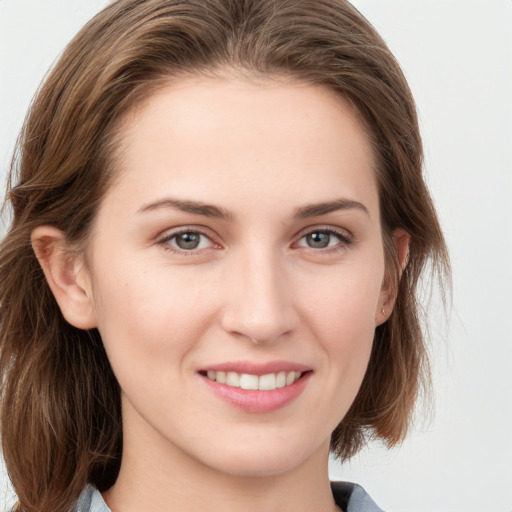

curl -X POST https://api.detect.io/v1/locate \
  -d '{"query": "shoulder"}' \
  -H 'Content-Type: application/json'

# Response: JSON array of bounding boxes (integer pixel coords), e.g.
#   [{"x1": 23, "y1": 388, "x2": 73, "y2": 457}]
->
[
  {"x1": 76, "y1": 486, "x2": 110, "y2": 512},
  {"x1": 331, "y1": 481, "x2": 385, "y2": 512}
]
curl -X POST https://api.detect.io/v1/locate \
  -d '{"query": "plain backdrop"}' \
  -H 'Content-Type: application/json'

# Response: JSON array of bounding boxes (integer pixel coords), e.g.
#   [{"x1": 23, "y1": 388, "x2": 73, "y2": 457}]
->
[{"x1": 1, "y1": 1, "x2": 511, "y2": 511}]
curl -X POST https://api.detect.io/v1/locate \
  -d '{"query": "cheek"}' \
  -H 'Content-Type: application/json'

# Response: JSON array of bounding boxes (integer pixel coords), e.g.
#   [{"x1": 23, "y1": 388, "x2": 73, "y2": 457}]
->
[
  {"x1": 300, "y1": 260, "x2": 383, "y2": 333},
  {"x1": 298, "y1": 261, "x2": 383, "y2": 377},
  {"x1": 90, "y1": 262, "x2": 218, "y2": 377}
]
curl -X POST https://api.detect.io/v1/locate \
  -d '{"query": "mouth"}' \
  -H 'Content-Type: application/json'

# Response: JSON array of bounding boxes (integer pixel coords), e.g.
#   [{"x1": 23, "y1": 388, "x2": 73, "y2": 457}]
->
[
  {"x1": 202, "y1": 370, "x2": 304, "y2": 391},
  {"x1": 198, "y1": 363, "x2": 312, "y2": 413}
]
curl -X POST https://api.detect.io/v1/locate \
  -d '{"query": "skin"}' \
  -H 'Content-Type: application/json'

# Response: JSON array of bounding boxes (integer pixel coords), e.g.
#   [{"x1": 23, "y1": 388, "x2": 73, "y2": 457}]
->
[{"x1": 33, "y1": 76, "x2": 406, "y2": 512}]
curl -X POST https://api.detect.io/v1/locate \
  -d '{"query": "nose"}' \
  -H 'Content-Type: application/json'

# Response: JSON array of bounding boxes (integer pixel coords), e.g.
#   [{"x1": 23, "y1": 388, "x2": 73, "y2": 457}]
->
[{"x1": 220, "y1": 247, "x2": 298, "y2": 345}]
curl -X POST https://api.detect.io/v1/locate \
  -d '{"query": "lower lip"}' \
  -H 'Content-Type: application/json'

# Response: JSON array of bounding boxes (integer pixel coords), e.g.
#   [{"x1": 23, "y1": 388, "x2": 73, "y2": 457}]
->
[{"x1": 200, "y1": 372, "x2": 311, "y2": 413}]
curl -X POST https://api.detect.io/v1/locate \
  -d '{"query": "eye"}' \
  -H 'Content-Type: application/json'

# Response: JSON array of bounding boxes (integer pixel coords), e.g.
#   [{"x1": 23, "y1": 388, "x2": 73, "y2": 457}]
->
[
  {"x1": 159, "y1": 229, "x2": 216, "y2": 253},
  {"x1": 295, "y1": 228, "x2": 351, "y2": 250}
]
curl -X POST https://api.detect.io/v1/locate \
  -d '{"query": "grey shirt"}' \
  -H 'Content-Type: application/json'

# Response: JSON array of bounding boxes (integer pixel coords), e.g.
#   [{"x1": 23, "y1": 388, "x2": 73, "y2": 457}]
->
[{"x1": 76, "y1": 482, "x2": 384, "y2": 512}]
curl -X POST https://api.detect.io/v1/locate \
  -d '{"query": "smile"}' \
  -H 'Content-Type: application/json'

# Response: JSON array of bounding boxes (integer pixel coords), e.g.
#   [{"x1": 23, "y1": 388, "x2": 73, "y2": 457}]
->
[{"x1": 205, "y1": 370, "x2": 303, "y2": 391}]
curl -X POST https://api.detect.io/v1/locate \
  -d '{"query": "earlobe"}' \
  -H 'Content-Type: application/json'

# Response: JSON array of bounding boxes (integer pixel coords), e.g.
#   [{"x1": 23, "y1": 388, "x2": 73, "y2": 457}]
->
[
  {"x1": 375, "y1": 228, "x2": 410, "y2": 326},
  {"x1": 31, "y1": 226, "x2": 97, "y2": 330}
]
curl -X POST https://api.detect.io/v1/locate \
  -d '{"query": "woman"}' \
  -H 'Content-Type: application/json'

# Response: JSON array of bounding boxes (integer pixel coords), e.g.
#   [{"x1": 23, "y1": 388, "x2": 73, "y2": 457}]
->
[{"x1": 0, "y1": 1, "x2": 449, "y2": 511}]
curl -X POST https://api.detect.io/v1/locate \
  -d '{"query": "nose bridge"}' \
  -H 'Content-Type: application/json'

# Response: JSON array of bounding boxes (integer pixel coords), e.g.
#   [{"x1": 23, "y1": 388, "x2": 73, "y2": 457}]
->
[{"x1": 221, "y1": 244, "x2": 297, "y2": 344}]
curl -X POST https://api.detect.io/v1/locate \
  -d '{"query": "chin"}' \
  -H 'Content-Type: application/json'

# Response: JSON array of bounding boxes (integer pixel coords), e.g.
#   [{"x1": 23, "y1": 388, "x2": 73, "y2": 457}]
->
[
  {"x1": 196, "y1": 437, "x2": 326, "y2": 478},
  {"x1": 207, "y1": 456, "x2": 301, "y2": 478}
]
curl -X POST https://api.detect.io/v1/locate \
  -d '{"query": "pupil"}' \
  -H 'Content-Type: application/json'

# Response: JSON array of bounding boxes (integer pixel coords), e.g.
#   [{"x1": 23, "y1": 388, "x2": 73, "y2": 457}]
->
[
  {"x1": 177, "y1": 232, "x2": 200, "y2": 250},
  {"x1": 307, "y1": 232, "x2": 330, "y2": 248}
]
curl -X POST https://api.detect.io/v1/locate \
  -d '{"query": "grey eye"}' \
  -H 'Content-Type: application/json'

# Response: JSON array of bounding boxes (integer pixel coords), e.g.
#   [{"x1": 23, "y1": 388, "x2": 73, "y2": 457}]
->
[
  {"x1": 175, "y1": 232, "x2": 201, "y2": 250},
  {"x1": 305, "y1": 232, "x2": 332, "y2": 248}
]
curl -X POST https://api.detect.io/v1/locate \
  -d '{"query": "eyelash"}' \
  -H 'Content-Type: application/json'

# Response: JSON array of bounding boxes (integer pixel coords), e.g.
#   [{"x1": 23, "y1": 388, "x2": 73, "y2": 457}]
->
[
  {"x1": 157, "y1": 226, "x2": 353, "y2": 255},
  {"x1": 294, "y1": 227, "x2": 353, "y2": 253},
  {"x1": 157, "y1": 228, "x2": 218, "y2": 255}
]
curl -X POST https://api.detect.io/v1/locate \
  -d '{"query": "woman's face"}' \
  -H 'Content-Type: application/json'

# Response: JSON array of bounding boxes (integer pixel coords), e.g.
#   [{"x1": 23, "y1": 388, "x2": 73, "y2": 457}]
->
[{"x1": 82, "y1": 77, "x2": 390, "y2": 478}]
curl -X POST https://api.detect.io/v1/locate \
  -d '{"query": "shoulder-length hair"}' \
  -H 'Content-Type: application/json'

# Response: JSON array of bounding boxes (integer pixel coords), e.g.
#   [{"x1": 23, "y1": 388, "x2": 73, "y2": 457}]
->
[{"x1": 0, "y1": 1, "x2": 449, "y2": 510}]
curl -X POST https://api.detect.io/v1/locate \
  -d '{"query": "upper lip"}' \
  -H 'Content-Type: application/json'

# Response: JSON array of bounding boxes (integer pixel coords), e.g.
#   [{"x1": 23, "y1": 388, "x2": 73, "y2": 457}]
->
[{"x1": 200, "y1": 360, "x2": 312, "y2": 376}]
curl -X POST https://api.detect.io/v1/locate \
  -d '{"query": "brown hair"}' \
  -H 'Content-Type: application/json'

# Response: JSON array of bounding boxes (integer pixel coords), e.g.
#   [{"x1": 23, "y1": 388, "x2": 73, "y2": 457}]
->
[{"x1": 0, "y1": 1, "x2": 449, "y2": 510}]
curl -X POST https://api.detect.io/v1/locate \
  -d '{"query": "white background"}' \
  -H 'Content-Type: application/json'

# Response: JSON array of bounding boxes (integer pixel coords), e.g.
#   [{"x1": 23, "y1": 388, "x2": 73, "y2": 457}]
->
[{"x1": 1, "y1": 1, "x2": 511, "y2": 511}]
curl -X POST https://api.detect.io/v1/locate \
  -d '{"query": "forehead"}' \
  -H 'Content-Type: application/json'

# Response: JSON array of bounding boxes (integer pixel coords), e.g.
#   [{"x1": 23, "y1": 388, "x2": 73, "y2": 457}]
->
[{"x1": 103, "y1": 76, "x2": 378, "y2": 219}]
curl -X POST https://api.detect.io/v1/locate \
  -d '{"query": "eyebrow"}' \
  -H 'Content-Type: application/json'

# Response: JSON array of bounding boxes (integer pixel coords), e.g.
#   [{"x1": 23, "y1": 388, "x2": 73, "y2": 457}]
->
[
  {"x1": 295, "y1": 198, "x2": 370, "y2": 219},
  {"x1": 137, "y1": 197, "x2": 369, "y2": 220},
  {"x1": 137, "y1": 198, "x2": 232, "y2": 220}
]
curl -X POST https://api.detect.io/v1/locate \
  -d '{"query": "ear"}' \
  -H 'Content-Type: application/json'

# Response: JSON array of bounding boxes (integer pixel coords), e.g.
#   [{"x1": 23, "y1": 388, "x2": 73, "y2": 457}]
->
[
  {"x1": 31, "y1": 226, "x2": 97, "y2": 330},
  {"x1": 375, "y1": 228, "x2": 410, "y2": 325}
]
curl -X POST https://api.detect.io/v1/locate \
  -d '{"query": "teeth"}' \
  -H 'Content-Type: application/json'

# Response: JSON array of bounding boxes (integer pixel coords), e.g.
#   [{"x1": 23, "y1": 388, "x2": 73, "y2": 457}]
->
[
  {"x1": 240, "y1": 373, "x2": 258, "y2": 390},
  {"x1": 258, "y1": 373, "x2": 276, "y2": 390},
  {"x1": 276, "y1": 371, "x2": 286, "y2": 388},
  {"x1": 226, "y1": 372, "x2": 240, "y2": 387},
  {"x1": 205, "y1": 370, "x2": 303, "y2": 390}
]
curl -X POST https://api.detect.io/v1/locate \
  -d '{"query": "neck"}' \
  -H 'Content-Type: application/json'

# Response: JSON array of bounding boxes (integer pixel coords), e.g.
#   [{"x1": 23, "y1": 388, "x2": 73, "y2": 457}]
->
[{"x1": 103, "y1": 423, "x2": 337, "y2": 512}]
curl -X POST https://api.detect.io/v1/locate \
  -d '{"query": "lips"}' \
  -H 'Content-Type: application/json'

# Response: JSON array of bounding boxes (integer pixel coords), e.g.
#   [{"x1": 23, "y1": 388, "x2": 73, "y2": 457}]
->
[{"x1": 199, "y1": 361, "x2": 312, "y2": 413}]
